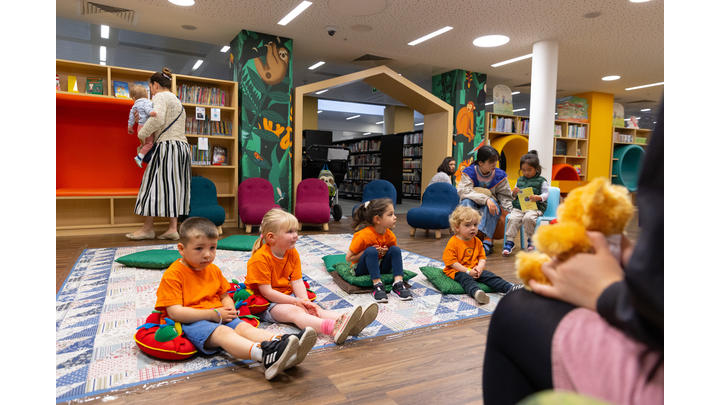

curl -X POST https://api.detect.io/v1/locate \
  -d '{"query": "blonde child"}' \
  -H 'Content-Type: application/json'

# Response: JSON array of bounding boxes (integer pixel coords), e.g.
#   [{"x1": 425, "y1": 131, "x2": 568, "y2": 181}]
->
[
  {"x1": 155, "y1": 217, "x2": 309, "y2": 380},
  {"x1": 444, "y1": 206, "x2": 523, "y2": 303},
  {"x1": 127, "y1": 84, "x2": 156, "y2": 167},
  {"x1": 346, "y1": 198, "x2": 412, "y2": 303},
  {"x1": 502, "y1": 150, "x2": 550, "y2": 256},
  {"x1": 245, "y1": 209, "x2": 378, "y2": 346}
]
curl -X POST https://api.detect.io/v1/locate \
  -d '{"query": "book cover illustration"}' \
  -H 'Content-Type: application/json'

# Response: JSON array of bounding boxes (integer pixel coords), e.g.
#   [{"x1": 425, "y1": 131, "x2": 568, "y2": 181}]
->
[
  {"x1": 113, "y1": 81, "x2": 130, "y2": 98},
  {"x1": 518, "y1": 187, "x2": 538, "y2": 212},
  {"x1": 68, "y1": 75, "x2": 79, "y2": 93},
  {"x1": 212, "y1": 145, "x2": 227, "y2": 165},
  {"x1": 556, "y1": 96, "x2": 589, "y2": 123},
  {"x1": 493, "y1": 84, "x2": 513, "y2": 115},
  {"x1": 134, "y1": 81, "x2": 150, "y2": 98},
  {"x1": 86, "y1": 78, "x2": 104, "y2": 95}
]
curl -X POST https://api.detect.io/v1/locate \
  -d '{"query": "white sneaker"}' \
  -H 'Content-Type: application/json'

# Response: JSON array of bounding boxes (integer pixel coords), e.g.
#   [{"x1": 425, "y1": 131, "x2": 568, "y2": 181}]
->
[
  {"x1": 349, "y1": 303, "x2": 379, "y2": 336},
  {"x1": 473, "y1": 289, "x2": 490, "y2": 304},
  {"x1": 333, "y1": 305, "x2": 362, "y2": 345}
]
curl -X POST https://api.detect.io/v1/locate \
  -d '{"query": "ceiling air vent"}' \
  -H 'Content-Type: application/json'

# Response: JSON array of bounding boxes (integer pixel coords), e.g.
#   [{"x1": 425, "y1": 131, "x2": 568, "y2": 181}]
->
[
  {"x1": 82, "y1": 1, "x2": 136, "y2": 24},
  {"x1": 353, "y1": 54, "x2": 392, "y2": 62}
]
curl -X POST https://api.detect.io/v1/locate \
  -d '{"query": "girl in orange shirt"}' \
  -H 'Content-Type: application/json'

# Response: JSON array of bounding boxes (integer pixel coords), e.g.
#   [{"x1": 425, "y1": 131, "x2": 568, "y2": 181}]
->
[
  {"x1": 246, "y1": 209, "x2": 378, "y2": 346},
  {"x1": 346, "y1": 198, "x2": 412, "y2": 303}
]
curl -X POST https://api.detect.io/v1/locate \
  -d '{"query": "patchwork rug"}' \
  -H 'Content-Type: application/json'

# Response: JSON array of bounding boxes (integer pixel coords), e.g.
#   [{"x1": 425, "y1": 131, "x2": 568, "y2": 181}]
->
[{"x1": 56, "y1": 234, "x2": 501, "y2": 402}]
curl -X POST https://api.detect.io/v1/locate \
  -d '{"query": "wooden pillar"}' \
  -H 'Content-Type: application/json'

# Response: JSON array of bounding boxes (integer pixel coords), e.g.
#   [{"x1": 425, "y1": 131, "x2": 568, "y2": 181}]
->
[
  {"x1": 303, "y1": 96, "x2": 318, "y2": 130},
  {"x1": 574, "y1": 92, "x2": 614, "y2": 180}
]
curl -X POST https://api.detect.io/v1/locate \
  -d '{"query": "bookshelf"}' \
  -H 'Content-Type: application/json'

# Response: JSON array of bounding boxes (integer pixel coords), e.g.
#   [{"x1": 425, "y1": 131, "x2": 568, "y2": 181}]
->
[
  {"x1": 610, "y1": 126, "x2": 652, "y2": 192},
  {"x1": 56, "y1": 59, "x2": 238, "y2": 235},
  {"x1": 552, "y1": 120, "x2": 590, "y2": 182},
  {"x1": 402, "y1": 131, "x2": 423, "y2": 199}
]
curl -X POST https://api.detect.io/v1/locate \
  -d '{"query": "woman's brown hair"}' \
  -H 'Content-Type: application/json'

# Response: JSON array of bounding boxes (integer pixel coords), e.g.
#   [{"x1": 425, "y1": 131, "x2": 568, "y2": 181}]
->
[{"x1": 150, "y1": 67, "x2": 173, "y2": 89}]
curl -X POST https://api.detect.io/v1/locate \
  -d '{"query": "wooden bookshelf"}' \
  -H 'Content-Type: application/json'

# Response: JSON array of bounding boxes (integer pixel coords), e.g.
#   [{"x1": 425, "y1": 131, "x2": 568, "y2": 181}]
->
[
  {"x1": 401, "y1": 131, "x2": 423, "y2": 199},
  {"x1": 56, "y1": 59, "x2": 238, "y2": 235},
  {"x1": 552, "y1": 120, "x2": 590, "y2": 182},
  {"x1": 609, "y1": 126, "x2": 652, "y2": 192}
]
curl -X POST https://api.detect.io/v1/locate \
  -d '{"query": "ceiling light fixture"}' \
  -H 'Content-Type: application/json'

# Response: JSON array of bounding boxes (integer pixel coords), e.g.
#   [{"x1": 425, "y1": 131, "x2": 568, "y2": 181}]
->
[
  {"x1": 376, "y1": 121, "x2": 384, "y2": 125},
  {"x1": 491, "y1": 53, "x2": 533, "y2": 68},
  {"x1": 513, "y1": 108, "x2": 526, "y2": 112},
  {"x1": 220, "y1": 45, "x2": 230, "y2": 53},
  {"x1": 625, "y1": 82, "x2": 663, "y2": 91},
  {"x1": 168, "y1": 0, "x2": 195, "y2": 6},
  {"x1": 511, "y1": 91, "x2": 520, "y2": 95},
  {"x1": 485, "y1": 101, "x2": 494, "y2": 106},
  {"x1": 308, "y1": 61, "x2": 325, "y2": 70},
  {"x1": 640, "y1": 108, "x2": 651, "y2": 112},
  {"x1": 602, "y1": 75, "x2": 621, "y2": 81},
  {"x1": 473, "y1": 34, "x2": 510, "y2": 48},
  {"x1": 100, "y1": 61, "x2": 106, "y2": 65},
  {"x1": 315, "y1": 89, "x2": 328, "y2": 95},
  {"x1": 278, "y1": 1, "x2": 312, "y2": 26},
  {"x1": 100, "y1": 25, "x2": 109, "y2": 39},
  {"x1": 415, "y1": 122, "x2": 424, "y2": 126},
  {"x1": 629, "y1": 0, "x2": 652, "y2": 3},
  {"x1": 99, "y1": 46, "x2": 106, "y2": 61},
  {"x1": 346, "y1": 114, "x2": 361, "y2": 120},
  {"x1": 363, "y1": 132, "x2": 372, "y2": 135},
  {"x1": 317, "y1": 110, "x2": 323, "y2": 113},
  {"x1": 408, "y1": 26, "x2": 453, "y2": 46},
  {"x1": 192, "y1": 59, "x2": 203, "y2": 70}
]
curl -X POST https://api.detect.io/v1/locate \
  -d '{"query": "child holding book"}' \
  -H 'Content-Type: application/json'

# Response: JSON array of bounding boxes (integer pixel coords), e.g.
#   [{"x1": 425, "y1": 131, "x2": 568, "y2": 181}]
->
[
  {"x1": 502, "y1": 151, "x2": 550, "y2": 256},
  {"x1": 246, "y1": 209, "x2": 377, "y2": 346},
  {"x1": 155, "y1": 217, "x2": 311, "y2": 380},
  {"x1": 346, "y1": 198, "x2": 412, "y2": 303},
  {"x1": 443, "y1": 206, "x2": 524, "y2": 304},
  {"x1": 128, "y1": 84, "x2": 155, "y2": 167}
]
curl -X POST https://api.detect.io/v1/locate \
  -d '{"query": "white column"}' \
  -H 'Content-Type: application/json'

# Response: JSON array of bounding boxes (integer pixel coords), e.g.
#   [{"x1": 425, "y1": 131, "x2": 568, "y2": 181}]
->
[{"x1": 528, "y1": 40, "x2": 559, "y2": 177}]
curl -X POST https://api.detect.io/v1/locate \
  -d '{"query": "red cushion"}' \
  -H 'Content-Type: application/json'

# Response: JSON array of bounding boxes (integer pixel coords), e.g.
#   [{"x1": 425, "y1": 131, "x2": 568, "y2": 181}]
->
[{"x1": 134, "y1": 312, "x2": 197, "y2": 360}]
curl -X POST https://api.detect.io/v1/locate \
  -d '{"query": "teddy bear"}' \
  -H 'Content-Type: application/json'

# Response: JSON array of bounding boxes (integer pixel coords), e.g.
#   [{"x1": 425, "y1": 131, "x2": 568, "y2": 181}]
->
[{"x1": 515, "y1": 177, "x2": 635, "y2": 287}]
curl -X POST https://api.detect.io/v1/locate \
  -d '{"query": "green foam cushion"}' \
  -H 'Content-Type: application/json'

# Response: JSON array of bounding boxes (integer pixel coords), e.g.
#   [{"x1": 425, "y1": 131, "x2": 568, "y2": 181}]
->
[
  {"x1": 334, "y1": 262, "x2": 417, "y2": 292},
  {"x1": 321, "y1": 254, "x2": 348, "y2": 273},
  {"x1": 216, "y1": 235, "x2": 258, "y2": 251},
  {"x1": 419, "y1": 266, "x2": 493, "y2": 294},
  {"x1": 115, "y1": 249, "x2": 181, "y2": 269}
]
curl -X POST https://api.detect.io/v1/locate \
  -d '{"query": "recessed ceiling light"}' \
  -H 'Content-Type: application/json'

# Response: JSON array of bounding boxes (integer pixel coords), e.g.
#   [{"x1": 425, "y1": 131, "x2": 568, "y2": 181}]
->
[
  {"x1": 640, "y1": 108, "x2": 651, "y2": 112},
  {"x1": 415, "y1": 122, "x2": 424, "y2": 126},
  {"x1": 308, "y1": 61, "x2": 325, "y2": 70},
  {"x1": 513, "y1": 108, "x2": 526, "y2": 112},
  {"x1": 317, "y1": 110, "x2": 323, "y2": 113},
  {"x1": 473, "y1": 35, "x2": 510, "y2": 48},
  {"x1": 583, "y1": 11, "x2": 602, "y2": 19},
  {"x1": 625, "y1": 82, "x2": 663, "y2": 91},
  {"x1": 363, "y1": 132, "x2": 372, "y2": 135},
  {"x1": 491, "y1": 53, "x2": 533, "y2": 68},
  {"x1": 629, "y1": 0, "x2": 652, "y2": 3},
  {"x1": 181, "y1": 24, "x2": 197, "y2": 30},
  {"x1": 192, "y1": 59, "x2": 203, "y2": 70},
  {"x1": 408, "y1": 26, "x2": 453, "y2": 46},
  {"x1": 511, "y1": 91, "x2": 520, "y2": 95},
  {"x1": 278, "y1": 1, "x2": 313, "y2": 26},
  {"x1": 99, "y1": 46, "x2": 106, "y2": 61},
  {"x1": 485, "y1": 101, "x2": 494, "y2": 106},
  {"x1": 315, "y1": 89, "x2": 328, "y2": 94},
  {"x1": 346, "y1": 114, "x2": 361, "y2": 120},
  {"x1": 220, "y1": 45, "x2": 230, "y2": 53},
  {"x1": 602, "y1": 75, "x2": 621, "y2": 81},
  {"x1": 100, "y1": 25, "x2": 109, "y2": 39},
  {"x1": 376, "y1": 121, "x2": 384, "y2": 125},
  {"x1": 168, "y1": 0, "x2": 195, "y2": 5}
]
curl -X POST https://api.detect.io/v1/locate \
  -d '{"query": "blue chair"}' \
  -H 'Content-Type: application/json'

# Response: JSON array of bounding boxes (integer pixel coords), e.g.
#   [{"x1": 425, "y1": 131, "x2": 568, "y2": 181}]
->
[
  {"x1": 352, "y1": 179, "x2": 397, "y2": 215},
  {"x1": 188, "y1": 176, "x2": 226, "y2": 233},
  {"x1": 503, "y1": 186, "x2": 561, "y2": 249},
  {"x1": 407, "y1": 183, "x2": 460, "y2": 239}
]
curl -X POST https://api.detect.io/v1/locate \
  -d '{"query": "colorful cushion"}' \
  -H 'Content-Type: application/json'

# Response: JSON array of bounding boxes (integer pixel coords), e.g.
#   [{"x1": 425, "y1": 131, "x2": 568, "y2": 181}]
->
[
  {"x1": 134, "y1": 311, "x2": 197, "y2": 360},
  {"x1": 216, "y1": 235, "x2": 258, "y2": 251},
  {"x1": 115, "y1": 249, "x2": 181, "y2": 269},
  {"x1": 419, "y1": 266, "x2": 493, "y2": 294},
  {"x1": 321, "y1": 254, "x2": 348, "y2": 272},
  {"x1": 227, "y1": 279, "x2": 317, "y2": 318},
  {"x1": 333, "y1": 262, "x2": 417, "y2": 292}
]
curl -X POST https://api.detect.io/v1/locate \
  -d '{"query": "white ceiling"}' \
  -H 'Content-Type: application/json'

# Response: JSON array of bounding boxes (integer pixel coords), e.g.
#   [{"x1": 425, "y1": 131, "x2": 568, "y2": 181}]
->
[{"x1": 56, "y1": 0, "x2": 664, "y2": 122}]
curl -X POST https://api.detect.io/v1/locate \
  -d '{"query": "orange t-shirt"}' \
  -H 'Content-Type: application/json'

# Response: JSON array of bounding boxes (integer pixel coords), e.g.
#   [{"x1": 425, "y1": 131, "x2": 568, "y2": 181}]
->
[
  {"x1": 154, "y1": 259, "x2": 231, "y2": 319},
  {"x1": 348, "y1": 226, "x2": 397, "y2": 265},
  {"x1": 245, "y1": 244, "x2": 303, "y2": 296},
  {"x1": 442, "y1": 235, "x2": 486, "y2": 279}
]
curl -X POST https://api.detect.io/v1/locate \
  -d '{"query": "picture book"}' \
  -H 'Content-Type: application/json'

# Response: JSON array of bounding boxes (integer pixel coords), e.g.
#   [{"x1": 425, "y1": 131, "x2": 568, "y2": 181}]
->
[
  {"x1": 518, "y1": 187, "x2": 538, "y2": 212},
  {"x1": 56, "y1": 74, "x2": 60, "y2": 91},
  {"x1": 68, "y1": 75, "x2": 79, "y2": 93},
  {"x1": 86, "y1": 78, "x2": 104, "y2": 95},
  {"x1": 212, "y1": 145, "x2": 227, "y2": 165},
  {"x1": 134, "y1": 81, "x2": 150, "y2": 98},
  {"x1": 113, "y1": 81, "x2": 130, "y2": 98}
]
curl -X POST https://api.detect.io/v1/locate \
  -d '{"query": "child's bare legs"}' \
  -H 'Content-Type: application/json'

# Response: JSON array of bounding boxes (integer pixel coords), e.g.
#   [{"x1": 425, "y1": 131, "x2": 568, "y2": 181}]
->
[
  {"x1": 269, "y1": 304, "x2": 330, "y2": 332},
  {"x1": 233, "y1": 320, "x2": 278, "y2": 342},
  {"x1": 206, "y1": 323, "x2": 256, "y2": 359}
]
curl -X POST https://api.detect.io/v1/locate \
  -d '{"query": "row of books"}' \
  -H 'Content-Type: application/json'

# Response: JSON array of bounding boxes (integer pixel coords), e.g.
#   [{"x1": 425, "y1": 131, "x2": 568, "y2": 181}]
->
[
  {"x1": 567, "y1": 125, "x2": 587, "y2": 139},
  {"x1": 403, "y1": 145, "x2": 422, "y2": 156},
  {"x1": 346, "y1": 167, "x2": 380, "y2": 181},
  {"x1": 185, "y1": 117, "x2": 233, "y2": 136},
  {"x1": 349, "y1": 154, "x2": 380, "y2": 166},
  {"x1": 402, "y1": 172, "x2": 421, "y2": 182},
  {"x1": 403, "y1": 132, "x2": 423, "y2": 144},
  {"x1": 489, "y1": 116, "x2": 515, "y2": 133},
  {"x1": 518, "y1": 118, "x2": 530, "y2": 134},
  {"x1": 191, "y1": 144, "x2": 228, "y2": 165},
  {"x1": 613, "y1": 133, "x2": 634, "y2": 143},
  {"x1": 402, "y1": 183, "x2": 421, "y2": 196},
  {"x1": 178, "y1": 84, "x2": 228, "y2": 106},
  {"x1": 339, "y1": 183, "x2": 365, "y2": 195},
  {"x1": 403, "y1": 160, "x2": 421, "y2": 169},
  {"x1": 348, "y1": 139, "x2": 381, "y2": 153}
]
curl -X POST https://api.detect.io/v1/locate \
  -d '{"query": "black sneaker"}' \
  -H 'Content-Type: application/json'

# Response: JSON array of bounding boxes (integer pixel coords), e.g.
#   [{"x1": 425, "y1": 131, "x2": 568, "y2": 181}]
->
[
  {"x1": 483, "y1": 239, "x2": 494, "y2": 255},
  {"x1": 282, "y1": 327, "x2": 317, "y2": 369},
  {"x1": 372, "y1": 282, "x2": 388, "y2": 303},
  {"x1": 507, "y1": 284, "x2": 525, "y2": 294},
  {"x1": 260, "y1": 335, "x2": 298, "y2": 380},
  {"x1": 392, "y1": 281, "x2": 412, "y2": 301}
]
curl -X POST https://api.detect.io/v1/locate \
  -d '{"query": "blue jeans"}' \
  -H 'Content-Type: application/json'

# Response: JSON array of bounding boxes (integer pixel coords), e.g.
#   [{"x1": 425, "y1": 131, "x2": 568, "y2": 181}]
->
[
  {"x1": 460, "y1": 198, "x2": 501, "y2": 238},
  {"x1": 354, "y1": 245, "x2": 403, "y2": 281}
]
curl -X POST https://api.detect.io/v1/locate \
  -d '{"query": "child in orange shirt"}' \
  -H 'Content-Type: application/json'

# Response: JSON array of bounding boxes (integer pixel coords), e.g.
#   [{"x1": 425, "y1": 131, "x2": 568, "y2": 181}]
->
[
  {"x1": 443, "y1": 206, "x2": 523, "y2": 304},
  {"x1": 346, "y1": 198, "x2": 412, "y2": 303},
  {"x1": 246, "y1": 209, "x2": 377, "y2": 345},
  {"x1": 154, "y1": 217, "x2": 312, "y2": 380}
]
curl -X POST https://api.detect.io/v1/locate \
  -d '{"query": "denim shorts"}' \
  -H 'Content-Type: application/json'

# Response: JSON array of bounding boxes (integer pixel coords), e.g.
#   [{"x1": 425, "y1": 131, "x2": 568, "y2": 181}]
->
[
  {"x1": 257, "y1": 302, "x2": 278, "y2": 323},
  {"x1": 181, "y1": 317, "x2": 243, "y2": 355}
]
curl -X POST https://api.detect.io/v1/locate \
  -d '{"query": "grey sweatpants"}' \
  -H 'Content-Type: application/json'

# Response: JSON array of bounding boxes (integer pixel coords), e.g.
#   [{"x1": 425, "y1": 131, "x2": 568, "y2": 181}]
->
[{"x1": 504, "y1": 208, "x2": 542, "y2": 241}]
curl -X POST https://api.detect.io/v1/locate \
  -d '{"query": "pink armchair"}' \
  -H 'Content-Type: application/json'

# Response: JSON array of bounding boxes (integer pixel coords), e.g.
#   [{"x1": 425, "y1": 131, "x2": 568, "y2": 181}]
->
[
  {"x1": 294, "y1": 178, "x2": 331, "y2": 231},
  {"x1": 238, "y1": 178, "x2": 280, "y2": 233}
]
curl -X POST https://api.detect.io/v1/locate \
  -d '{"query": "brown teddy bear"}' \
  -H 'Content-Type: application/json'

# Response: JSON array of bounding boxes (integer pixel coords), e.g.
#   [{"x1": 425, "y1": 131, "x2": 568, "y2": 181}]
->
[{"x1": 515, "y1": 177, "x2": 635, "y2": 287}]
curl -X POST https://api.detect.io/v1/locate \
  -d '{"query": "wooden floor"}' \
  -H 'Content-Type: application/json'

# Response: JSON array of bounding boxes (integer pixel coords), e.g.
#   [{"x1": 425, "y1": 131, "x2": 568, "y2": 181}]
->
[{"x1": 56, "y1": 213, "x2": 639, "y2": 404}]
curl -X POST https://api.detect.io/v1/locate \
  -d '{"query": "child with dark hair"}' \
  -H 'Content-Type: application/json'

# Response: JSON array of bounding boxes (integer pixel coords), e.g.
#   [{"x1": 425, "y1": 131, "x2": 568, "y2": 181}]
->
[
  {"x1": 502, "y1": 150, "x2": 550, "y2": 256},
  {"x1": 347, "y1": 198, "x2": 411, "y2": 303},
  {"x1": 456, "y1": 145, "x2": 514, "y2": 255},
  {"x1": 429, "y1": 156, "x2": 457, "y2": 185}
]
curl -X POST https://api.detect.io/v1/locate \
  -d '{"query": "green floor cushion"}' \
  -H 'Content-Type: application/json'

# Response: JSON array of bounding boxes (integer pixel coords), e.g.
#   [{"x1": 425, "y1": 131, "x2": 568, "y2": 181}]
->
[
  {"x1": 321, "y1": 254, "x2": 348, "y2": 272},
  {"x1": 334, "y1": 262, "x2": 417, "y2": 292},
  {"x1": 419, "y1": 266, "x2": 494, "y2": 294},
  {"x1": 115, "y1": 249, "x2": 181, "y2": 269},
  {"x1": 329, "y1": 271, "x2": 372, "y2": 294},
  {"x1": 216, "y1": 235, "x2": 258, "y2": 251}
]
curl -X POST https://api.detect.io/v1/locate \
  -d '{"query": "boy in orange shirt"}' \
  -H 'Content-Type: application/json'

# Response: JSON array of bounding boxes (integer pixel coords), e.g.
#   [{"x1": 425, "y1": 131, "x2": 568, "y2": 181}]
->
[
  {"x1": 155, "y1": 217, "x2": 312, "y2": 380},
  {"x1": 443, "y1": 206, "x2": 523, "y2": 304}
]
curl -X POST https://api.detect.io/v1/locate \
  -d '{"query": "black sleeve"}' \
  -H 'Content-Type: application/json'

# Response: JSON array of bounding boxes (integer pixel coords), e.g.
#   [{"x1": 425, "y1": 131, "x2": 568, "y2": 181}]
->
[{"x1": 596, "y1": 102, "x2": 664, "y2": 351}]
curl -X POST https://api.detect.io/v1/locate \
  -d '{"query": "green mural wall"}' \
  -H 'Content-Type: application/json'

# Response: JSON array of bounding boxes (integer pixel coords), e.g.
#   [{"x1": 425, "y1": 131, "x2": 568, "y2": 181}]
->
[
  {"x1": 230, "y1": 30, "x2": 294, "y2": 209},
  {"x1": 431, "y1": 70, "x2": 487, "y2": 182}
]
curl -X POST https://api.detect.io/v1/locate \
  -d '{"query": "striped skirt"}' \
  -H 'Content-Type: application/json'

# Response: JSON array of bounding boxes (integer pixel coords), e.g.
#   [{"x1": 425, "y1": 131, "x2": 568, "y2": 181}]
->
[{"x1": 134, "y1": 140, "x2": 191, "y2": 217}]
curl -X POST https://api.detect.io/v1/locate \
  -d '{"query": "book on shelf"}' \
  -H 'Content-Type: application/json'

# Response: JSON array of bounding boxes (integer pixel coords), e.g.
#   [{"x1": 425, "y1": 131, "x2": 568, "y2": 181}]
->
[
  {"x1": 212, "y1": 145, "x2": 228, "y2": 165},
  {"x1": 68, "y1": 75, "x2": 79, "y2": 93},
  {"x1": 555, "y1": 140, "x2": 567, "y2": 155},
  {"x1": 86, "y1": 77, "x2": 104, "y2": 95},
  {"x1": 554, "y1": 124, "x2": 562, "y2": 137},
  {"x1": 56, "y1": 74, "x2": 60, "y2": 91},
  {"x1": 113, "y1": 81, "x2": 130, "y2": 98},
  {"x1": 191, "y1": 144, "x2": 212, "y2": 165},
  {"x1": 185, "y1": 117, "x2": 233, "y2": 136},
  {"x1": 518, "y1": 188, "x2": 538, "y2": 212},
  {"x1": 177, "y1": 83, "x2": 227, "y2": 106}
]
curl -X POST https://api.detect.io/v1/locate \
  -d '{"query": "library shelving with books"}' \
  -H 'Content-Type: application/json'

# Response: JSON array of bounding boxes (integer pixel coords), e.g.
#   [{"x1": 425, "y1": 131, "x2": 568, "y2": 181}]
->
[
  {"x1": 610, "y1": 126, "x2": 652, "y2": 192},
  {"x1": 56, "y1": 59, "x2": 238, "y2": 235},
  {"x1": 402, "y1": 130, "x2": 423, "y2": 199}
]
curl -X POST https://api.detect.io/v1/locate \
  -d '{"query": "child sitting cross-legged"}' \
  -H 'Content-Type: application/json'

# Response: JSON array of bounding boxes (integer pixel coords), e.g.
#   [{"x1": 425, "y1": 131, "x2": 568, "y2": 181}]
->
[
  {"x1": 154, "y1": 217, "x2": 309, "y2": 380},
  {"x1": 443, "y1": 206, "x2": 523, "y2": 304}
]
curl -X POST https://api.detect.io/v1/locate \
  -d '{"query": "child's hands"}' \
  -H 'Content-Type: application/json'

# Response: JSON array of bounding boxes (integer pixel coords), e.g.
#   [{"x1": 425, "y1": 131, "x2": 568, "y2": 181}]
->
[
  {"x1": 374, "y1": 244, "x2": 388, "y2": 258},
  {"x1": 215, "y1": 306, "x2": 238, "y2": 322},
  {"x1": 150, "y1": 111, "x2": 157, "y2": 117},
  {"x1": 295, "y1": 298, "x2": 318, "y2": 316},
  {"x1": 468, "y1": 268, "x2": 480, "y2": 278},
  {"x1": 512, "y1": 187, "x2": 520, "y2": 195},
  {"x1": 128, "y1": 125, "x2": 134, "y2": 134},
  {"x1": 530, "y1": 195, "x2": 543, "y2": 202}
]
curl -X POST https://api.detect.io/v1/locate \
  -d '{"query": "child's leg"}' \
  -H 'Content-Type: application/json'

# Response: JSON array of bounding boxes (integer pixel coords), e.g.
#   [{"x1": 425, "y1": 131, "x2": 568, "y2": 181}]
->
[
  {"x1": 269, "y1": 303, "x2": 325, "y2": 332},
  {"x1": 206, "y1": 324, "x2": 256, "y2": 359},
  {"x1": 454, "y1": 271, "x2": 481, "y2": 297},
  {"x1": 522, "y1": 210, "x2": 542, "y2": 242},
  {"x1": 379, "y1": 245, "x2": 404, "y2": 283},
  {"x1": 233, "y1": 320, "x2": 280, "y2": 342},
  {"x1": 505, "y1": 209, "x2": 524, "y2": 240},
  {"x1": 477, "y1": 269, "x2": 514, "y2": 293},
  {"x1": 138, "y1": 133, "x2": 154, "y2": 156},
  {"x1": 353, "y1": 246, "x2": 382, "y2": 284}
]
